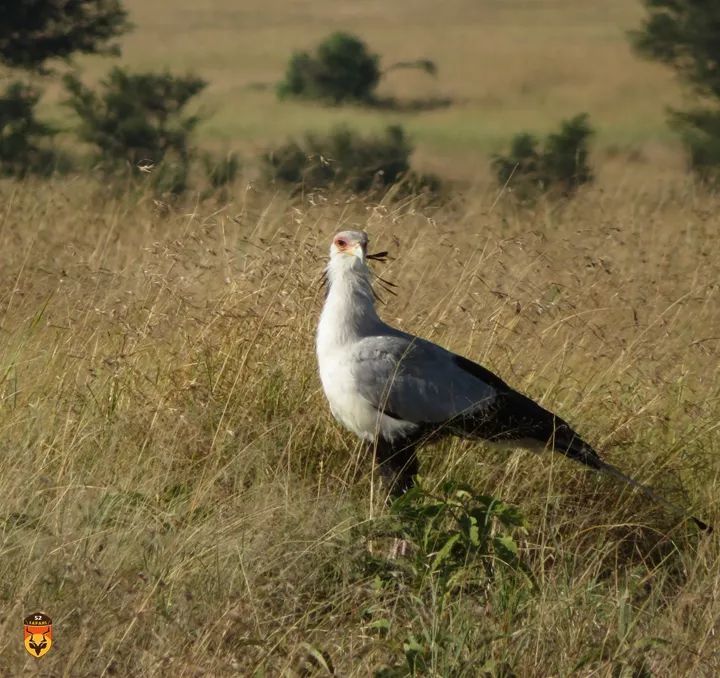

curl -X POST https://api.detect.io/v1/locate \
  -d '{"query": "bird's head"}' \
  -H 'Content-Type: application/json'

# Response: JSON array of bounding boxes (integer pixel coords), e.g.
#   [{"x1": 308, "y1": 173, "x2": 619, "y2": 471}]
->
[
  {"x1": 325, "y1": 230, "x2": 390, "y2": 296},
  {"x1": 329, "y1": 230, "x2": 369, "y2": 265}
]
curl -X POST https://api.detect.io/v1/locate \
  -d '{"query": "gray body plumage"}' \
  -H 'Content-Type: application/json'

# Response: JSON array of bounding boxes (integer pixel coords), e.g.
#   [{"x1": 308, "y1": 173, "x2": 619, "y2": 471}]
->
[{"x1": 349, "y1": 334, "x2": 496, "y2": 428}]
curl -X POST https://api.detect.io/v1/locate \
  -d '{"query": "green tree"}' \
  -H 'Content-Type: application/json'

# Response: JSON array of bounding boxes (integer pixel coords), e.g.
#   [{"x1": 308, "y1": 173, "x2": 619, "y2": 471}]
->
[
  {"x1": 632, "y1": 1, "x2": 720, "y2": 99},
  {"x1": 0, "y1": 1, "x2": 130, "y2": 176},
  {"x1": 0, "y1": 82, "x2": 56, "y2": 176},
  {"x1": 0, "y1": 0, "x2": 130, "y2": 72},
  {"x1": 632, "y1": 1, "x2": 720, "y2": 179},
  {"x1": 278, "y1": 32, "x2": 380, "y2": 103}
]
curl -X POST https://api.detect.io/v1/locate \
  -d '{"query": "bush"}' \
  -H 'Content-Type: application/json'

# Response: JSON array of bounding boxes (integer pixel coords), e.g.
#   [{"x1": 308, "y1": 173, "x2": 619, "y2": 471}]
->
[
  {"x1": 64, "y1": 67, "x2": 206, "y2": 193},
  {"x1": 492, "y1": 132, "x2": 541, "y2": 189},
  {"x1": 278, "y1": 32, "x2": 380, "y2": 104},
  {"x1": 202, "y1": 151, "x2": 240, "y2": 191},
  {"x1": 0, "y1": 81, "x2": 56, "y2": 176},
  {"x1": 671, "y1": 109, "x2": 720, "y2": 184},
  {"x1": 199, "y1": 150, "x2": 241, "y2": 199},
  {"x1": 543, "y1": 114, "x2": 593, "y2": 188},
  {"x1": 492, "y1": 113, "x2": 594, "y2": 200},
  {"x1": 264, "y1": 125, "x2": 438, "y2": 195}
]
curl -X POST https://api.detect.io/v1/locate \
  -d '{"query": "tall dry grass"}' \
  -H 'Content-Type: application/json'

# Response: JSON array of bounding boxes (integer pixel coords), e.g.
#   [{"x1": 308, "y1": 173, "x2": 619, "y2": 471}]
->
[{"x1": 0, "y1": 176, "x2": 717, "y2": 675}]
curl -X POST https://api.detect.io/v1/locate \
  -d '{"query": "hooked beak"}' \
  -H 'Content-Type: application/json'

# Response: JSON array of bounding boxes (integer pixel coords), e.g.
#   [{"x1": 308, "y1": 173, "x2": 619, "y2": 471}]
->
[{"x1": 338, "y1": 242, "x2": 364, "y2": 261}]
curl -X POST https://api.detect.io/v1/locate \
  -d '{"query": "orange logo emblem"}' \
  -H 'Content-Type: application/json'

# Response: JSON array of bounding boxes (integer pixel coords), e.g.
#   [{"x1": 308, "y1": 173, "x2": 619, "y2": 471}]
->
[{"x1": 24, "y1": 613, "x2": 53, "y2": 658}]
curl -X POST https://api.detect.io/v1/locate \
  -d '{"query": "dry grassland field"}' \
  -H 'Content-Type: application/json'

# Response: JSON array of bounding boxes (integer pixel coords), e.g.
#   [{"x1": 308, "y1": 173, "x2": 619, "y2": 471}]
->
[{"x1": 1, "y1": 1, "x2": 719, "y2": 676}]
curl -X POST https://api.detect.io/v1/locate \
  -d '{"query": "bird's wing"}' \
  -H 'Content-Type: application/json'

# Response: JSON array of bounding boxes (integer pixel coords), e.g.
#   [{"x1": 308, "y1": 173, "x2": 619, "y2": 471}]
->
[{"x1": 349, "y1": 334, "x2": 498, "y2": 424}]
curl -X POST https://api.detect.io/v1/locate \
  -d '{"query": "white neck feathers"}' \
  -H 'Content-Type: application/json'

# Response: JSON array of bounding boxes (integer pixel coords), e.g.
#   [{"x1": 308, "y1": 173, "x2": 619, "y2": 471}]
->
[{"x1": 317, "y1": 257, "x2": 381, "y2": 351}]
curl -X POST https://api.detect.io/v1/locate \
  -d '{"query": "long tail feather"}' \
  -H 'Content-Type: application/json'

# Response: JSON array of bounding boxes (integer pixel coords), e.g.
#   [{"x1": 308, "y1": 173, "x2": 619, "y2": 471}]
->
[{"x1": 561, "y1": 437, "x2": 711, "y2": 533}]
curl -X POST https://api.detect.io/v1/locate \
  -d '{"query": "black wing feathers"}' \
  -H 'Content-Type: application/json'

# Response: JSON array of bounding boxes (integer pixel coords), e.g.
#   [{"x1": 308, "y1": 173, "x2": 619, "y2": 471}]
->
[{"x1": 451, "y1": 354, "x2": 603, "y2": 466}]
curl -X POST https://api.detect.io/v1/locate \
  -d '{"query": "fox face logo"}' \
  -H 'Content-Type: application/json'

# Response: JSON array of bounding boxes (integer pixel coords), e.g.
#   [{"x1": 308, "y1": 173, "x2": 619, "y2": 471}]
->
[
  {"x1": 23, "y1": 613, "x2": 53, "y2": 658},
  {"x1": 26, "y1": 628, "x2": 50, "y2": 655}
]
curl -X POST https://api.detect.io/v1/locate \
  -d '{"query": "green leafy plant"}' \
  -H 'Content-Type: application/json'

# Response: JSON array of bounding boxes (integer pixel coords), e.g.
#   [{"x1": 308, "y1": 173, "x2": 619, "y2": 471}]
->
[
  {"x1": 386, "y1": 481, "x2": 531, "y2": 587},
  {"x1": 492, "y1": 113, "x2": 594, "y2": 200},
  {"x1": 365, "y1": 481, "x2": 530, "y2": 677}
]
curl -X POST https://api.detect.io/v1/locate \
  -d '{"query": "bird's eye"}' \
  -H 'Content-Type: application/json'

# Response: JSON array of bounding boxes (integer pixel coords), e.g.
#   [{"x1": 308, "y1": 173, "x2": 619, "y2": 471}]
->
[{"x1": 335, "y1": 238, "x2": 347, "y2": 248}]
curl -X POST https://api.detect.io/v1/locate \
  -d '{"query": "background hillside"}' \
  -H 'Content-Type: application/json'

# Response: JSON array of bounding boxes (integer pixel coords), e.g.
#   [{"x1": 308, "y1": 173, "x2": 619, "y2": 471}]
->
[{"x1": 46, "y1": 0, "x2": 684, "y2": 180}]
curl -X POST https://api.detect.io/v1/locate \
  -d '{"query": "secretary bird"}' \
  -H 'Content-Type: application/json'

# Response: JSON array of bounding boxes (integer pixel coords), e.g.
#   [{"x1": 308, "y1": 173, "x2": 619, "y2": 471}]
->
[{"x1": 316, "y1": 230, "x2": 710, "y2": 532}]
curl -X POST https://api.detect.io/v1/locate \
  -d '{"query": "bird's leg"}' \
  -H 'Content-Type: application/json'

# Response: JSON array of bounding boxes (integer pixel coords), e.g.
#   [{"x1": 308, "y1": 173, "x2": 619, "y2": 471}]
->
[
  {"x1": 373, "y1": 437, "x2": 419, "y2": 502},
  {"x1": 372, "y1": 438, "x2": 419, "y2": 559}
]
